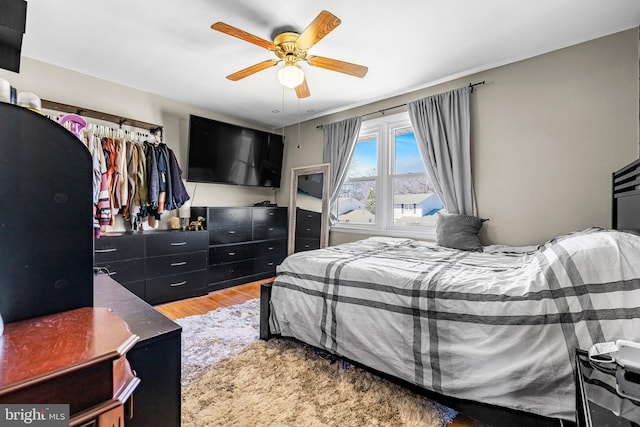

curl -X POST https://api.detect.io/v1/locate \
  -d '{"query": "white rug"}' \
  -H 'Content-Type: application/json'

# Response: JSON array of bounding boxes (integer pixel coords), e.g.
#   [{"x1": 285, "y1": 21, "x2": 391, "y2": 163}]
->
[{"x1": 175, "y1": 298, "x2": 260, "y2": 386}]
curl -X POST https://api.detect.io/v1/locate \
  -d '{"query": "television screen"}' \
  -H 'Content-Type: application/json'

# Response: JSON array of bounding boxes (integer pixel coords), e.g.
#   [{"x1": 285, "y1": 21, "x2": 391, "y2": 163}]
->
[{"x1": 187, "y1": 115, "x2": 284, "y2": 188}]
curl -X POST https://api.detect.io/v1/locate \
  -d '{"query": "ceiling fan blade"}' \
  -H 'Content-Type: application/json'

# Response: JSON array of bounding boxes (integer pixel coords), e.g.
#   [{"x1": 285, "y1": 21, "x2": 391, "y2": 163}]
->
[
  {"x1": 211, "y1": 22, "x2": 276, "y2": 51},
  {"x1": 295, "y1": 10, "x2": 341, "y2": 50},
  {"x1": 307, "y1": 55, "x2": 368, "y2": 78},
  {"x1": 295, "y1": 78, "x2": 310, "y2": 99},
  {"x1": 226, "y1": 59, "x2": 280, "y2": 81}
]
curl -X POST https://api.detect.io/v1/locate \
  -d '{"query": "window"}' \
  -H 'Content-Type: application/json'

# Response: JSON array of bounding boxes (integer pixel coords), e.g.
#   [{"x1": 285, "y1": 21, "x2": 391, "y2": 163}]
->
[{"x1": 334, "y1": 112, "x2": 444, "y2": 237}]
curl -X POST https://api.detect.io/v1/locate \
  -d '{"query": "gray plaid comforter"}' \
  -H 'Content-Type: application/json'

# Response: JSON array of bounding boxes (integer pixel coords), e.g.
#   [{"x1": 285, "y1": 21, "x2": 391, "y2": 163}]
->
[{"x1": 269, "y1": 228, "x2": 640, "y2": 420}]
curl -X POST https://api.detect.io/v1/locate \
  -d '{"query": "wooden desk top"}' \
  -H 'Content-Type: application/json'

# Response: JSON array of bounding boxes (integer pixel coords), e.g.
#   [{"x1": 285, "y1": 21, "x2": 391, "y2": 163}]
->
[{"x1": 0, "y1": 307, "x2": 139, "y2": 395}]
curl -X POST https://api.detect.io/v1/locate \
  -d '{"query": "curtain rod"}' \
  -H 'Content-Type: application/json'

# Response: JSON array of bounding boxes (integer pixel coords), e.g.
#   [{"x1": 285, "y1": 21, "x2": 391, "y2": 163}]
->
[{"x1": 316, "y1": 80, "x2": 485, "y2": 129}]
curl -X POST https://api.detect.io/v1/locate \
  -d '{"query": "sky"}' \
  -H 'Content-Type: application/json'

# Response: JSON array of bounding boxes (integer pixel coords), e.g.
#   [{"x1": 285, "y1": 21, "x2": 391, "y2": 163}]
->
[{"x1": 347, "y1": 131, "x2": 426, "y2": 178}]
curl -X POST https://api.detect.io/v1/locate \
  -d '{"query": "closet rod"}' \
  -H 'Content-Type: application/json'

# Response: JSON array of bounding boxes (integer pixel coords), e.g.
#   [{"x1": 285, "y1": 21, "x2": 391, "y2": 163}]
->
[
  {"x1": 41, "y1": 99, "x2": 163, "y2": 133},
  {"x1": 316, "y1": 80, "x2": 485, "y2": 129}
]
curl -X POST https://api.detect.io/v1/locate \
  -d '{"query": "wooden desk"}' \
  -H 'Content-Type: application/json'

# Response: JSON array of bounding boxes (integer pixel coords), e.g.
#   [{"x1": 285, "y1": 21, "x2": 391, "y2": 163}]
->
[{"x1": 0, "y1": 307, "x2": 140, "y2": 427}]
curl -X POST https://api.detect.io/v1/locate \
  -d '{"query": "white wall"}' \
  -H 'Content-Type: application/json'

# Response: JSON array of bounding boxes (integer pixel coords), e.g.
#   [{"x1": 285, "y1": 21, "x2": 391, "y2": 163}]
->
[
  {"x1": 0, "y1": 57, "x2": 282, "y2": 230},
  {"x1": 281, "y1": 29, "x2": 640, "y2": 246}
]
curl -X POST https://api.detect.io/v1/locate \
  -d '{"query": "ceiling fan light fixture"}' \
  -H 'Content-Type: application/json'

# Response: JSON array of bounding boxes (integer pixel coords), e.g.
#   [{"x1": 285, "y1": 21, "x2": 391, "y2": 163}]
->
[{"x1": 278, "y1": 64, "x2": 304, "y2": 88}]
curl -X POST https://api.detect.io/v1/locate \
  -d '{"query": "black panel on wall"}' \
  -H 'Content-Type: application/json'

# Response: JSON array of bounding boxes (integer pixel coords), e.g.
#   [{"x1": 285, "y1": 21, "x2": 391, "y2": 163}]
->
[
  {"x1": 0, "y1": 102, "x2": 94, "y2": 323},
  {"x1": 0, "y1": 0, "x2": 27, "y2": 72}
]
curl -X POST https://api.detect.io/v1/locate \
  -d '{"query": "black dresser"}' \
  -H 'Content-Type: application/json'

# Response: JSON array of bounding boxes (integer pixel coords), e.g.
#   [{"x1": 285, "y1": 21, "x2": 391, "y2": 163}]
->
[
  {"x1": 295, "y1": 207, "x2": 322, "y2": 252},
  {"x1": 94, "y1": 273, "x2": 181, "y2": 427},
  {"x1": 94, "y1": 230, "x2": 208, "y2": 304},
  {"x1": 193, "y1": 206, "x2": 288, "y2": 291}
]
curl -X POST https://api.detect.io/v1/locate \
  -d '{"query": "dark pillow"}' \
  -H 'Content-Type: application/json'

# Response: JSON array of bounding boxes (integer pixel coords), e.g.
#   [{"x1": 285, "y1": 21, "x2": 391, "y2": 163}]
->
[{"x1": 436, "y1": 212, "x2": 486, "y2": 251}]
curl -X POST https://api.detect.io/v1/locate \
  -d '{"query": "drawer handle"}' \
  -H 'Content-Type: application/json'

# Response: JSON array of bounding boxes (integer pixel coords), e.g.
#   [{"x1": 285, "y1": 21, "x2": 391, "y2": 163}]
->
[
  {"x1": 267, "y1": 247, "x2": 274, "y2": 251},
  {"x1": 306, "y1": 228, "x2": 312, "y2": 232},
  {"x1": 170, "y1": 261, "x2": 187, "y2": 267},
  {"x1": 228, "y1": 252, "x2": 236, "y2": 256},
  {"x1": 171, "y1": 242, "x2": 187, "y2": 246},
  {"x1": 268, "y1": 227, "x2": 274, "y2": 231},
  {"x1": 307, "y1": 214, "x2": 312, "y2": 218},
  {"x1": 96, "y1": 248, "x2": 117, "y2": 253},
  {"x1": 268, "y1": 262, "x2": 274, "y2": 266},
  {"x1": 170, "y1": 281, "x2": 187, "y2": 287},
  {"x1": 228, "y1": 230, "x2": 236, "y2": 234}
]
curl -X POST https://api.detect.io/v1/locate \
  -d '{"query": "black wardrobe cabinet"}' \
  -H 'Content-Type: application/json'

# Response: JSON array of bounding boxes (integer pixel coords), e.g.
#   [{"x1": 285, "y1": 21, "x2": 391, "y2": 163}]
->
[{"x1": 0, "y1": 102, "x2": 94, "y2": 323}]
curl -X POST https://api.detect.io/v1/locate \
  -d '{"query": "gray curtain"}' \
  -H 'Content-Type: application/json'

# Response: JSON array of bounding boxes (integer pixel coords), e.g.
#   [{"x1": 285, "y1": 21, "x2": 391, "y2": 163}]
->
[
  {"x1": 322, "y1": 117, "x2": 362, "y2": 224},
  {"x1": 407, "y1": 86, "x2": 477, "y2": 216}
]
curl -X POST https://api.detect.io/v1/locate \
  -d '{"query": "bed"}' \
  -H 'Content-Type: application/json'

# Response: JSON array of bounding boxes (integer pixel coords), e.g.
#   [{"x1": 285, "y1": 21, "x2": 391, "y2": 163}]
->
[{"x1": 260, "y1": 159, "x2": 640, "y2": 426}]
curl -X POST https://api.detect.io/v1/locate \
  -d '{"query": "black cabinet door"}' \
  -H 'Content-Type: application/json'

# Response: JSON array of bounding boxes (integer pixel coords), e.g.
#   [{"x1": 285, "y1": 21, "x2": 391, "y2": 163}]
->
[
  {"x1": 145, "y1": 251, "x2": 207, "y2": 279},
  {"x1": 145, "y1": 231, "x2": 207, "y2": 257},
  {"x1": 145, "y1": 270, "x2": 207, "y2": 304},
  {"x1": 94, "y1": 234, "x2": 145, "y2": 263},
  {"x1": 94, "y1": 258, "x2": 146, "y2": 284}
]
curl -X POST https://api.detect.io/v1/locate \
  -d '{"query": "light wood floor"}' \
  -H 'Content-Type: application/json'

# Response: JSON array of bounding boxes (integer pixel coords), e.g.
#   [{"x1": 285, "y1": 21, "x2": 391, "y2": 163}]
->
[{"x1": 154, "y1": 280, "x2": 486, "y2": 427}]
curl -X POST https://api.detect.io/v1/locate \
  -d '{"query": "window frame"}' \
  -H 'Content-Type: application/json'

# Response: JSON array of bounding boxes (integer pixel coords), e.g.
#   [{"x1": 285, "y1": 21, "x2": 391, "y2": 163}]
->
[{"x1": 331, "y1": 111, "x2": 439, "y2": 240}]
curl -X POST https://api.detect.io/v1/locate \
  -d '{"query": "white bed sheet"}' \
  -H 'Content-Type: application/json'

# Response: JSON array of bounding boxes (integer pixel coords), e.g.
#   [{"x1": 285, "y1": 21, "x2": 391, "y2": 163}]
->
[{"x1": 269, "y1": 228, "x2": 640, "y2": 420}]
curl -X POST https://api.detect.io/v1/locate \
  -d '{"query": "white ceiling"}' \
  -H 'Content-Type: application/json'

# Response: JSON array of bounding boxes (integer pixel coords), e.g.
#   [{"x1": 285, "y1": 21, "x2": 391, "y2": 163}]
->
[{"x1": 20, "y1": 0, "x2": 640, "y2": 129}]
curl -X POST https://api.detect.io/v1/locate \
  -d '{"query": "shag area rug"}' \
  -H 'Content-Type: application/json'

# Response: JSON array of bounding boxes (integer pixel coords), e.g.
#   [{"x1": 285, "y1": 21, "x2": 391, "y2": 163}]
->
[{"x1": 177, "y1": 299, "x2": 457, "y2": 427}]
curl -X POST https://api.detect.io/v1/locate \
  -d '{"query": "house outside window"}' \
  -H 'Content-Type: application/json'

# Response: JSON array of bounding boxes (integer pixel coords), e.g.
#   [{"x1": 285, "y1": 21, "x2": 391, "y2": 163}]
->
[{"x1": 334, "y1": 112, "x2": 445, "y2": 238}]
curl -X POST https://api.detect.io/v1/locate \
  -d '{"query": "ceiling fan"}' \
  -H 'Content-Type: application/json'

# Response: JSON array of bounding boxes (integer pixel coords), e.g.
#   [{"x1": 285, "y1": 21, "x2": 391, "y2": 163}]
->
[{"x1": 211, "y1": 10, "x2": 368, "y2": 99}]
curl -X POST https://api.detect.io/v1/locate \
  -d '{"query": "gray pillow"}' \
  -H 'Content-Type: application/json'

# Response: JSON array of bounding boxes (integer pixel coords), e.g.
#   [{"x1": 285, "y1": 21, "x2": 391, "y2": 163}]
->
[{"x1": 436, "y1": 212, "x2": 486, "y2": 251}]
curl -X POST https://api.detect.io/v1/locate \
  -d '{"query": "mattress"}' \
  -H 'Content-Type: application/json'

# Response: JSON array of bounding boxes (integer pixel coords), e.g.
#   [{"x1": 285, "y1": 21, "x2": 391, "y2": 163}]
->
[{"x1": 269, "y1": 228, "x2": 640, "y2": 420}]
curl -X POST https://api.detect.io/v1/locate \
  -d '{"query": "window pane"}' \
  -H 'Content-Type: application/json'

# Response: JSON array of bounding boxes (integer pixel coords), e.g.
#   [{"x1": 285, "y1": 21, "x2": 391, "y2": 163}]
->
[
  {"x1": 337, "y1": 180, "x2": 376, "y2": 224},
  {"x1": 392, "y1": 175, "x2": 444, "y2": 227},
  {"x1": 394, "y1": 129, "x2": 426, "y2": 174},
  {"x1": 347, "y1": 137, "x2": 377, "y2": 179}
]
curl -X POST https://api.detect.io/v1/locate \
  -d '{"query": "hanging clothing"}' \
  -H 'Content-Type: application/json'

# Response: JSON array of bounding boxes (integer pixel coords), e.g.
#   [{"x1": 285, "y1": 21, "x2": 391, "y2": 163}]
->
[{"x1": 52, "y1": 116, "x2": 190, "y2": 235}]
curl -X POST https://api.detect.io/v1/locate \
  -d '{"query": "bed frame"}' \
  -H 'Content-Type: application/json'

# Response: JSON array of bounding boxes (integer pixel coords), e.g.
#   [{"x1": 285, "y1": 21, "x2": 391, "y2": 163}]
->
[
  {"x1": 612, "y1": 157, "x2": 640, "y2": 233},
  {"x1": 259, "y1": 158, "x2": 640, "y2": 427}
]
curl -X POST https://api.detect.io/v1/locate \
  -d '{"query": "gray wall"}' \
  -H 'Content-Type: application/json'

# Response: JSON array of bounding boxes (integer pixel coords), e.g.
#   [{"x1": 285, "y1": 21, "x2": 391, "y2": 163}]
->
[
  {"x1": 279, "y1": 28, "x2": 640, "y2": 246},
  {"x1": 2, "y1": 29, "x2": 638, "y2": 243},
  {"x1": 0, "y1": 57, "x2": 281, "y2": 230}
]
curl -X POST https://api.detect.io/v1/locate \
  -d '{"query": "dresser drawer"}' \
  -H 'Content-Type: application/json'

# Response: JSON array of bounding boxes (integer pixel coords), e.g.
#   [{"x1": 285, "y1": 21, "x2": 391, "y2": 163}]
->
[
  {"x1": 252, "y1": 207, "x2": 287, "y2": 226},
  {"x1": 254, "y1": 239, "x2": 287, "y2": 260},
  {"x1": 208, "y1": 207, "x2": 252, "y2": 226},
  {"x1": 94, "y1": 234, "x2": 145, "y2": 263},
  {"x1": 145, "y1": 251, "x2": 207, "y2": 279},
  {"x1": 207, "y1": 260, "x2": 250, "y2": 284},
  {"x1": 295, "y1": 238, "x2": 320, "y2": 252},
  {"x1": 145, "y1": 270, "x2": 206, "y2": 304},
  {"x1": 95, "y1": 258, "x2": 146, "y2": 284},
  {"x1": 209, "y1": 224, "x2": 252, "y2": 244},
  {"x1": 253, "y1": 222, "x2": 287, "y2": 241},
  {"x1": 209, "y1": 242, "x2": 256, "y2": 265},
  {"x1": 296, "y1": 209, "x2": 321, "y2": 238},
  {"x1": 253, "y1": 207, "x2": 287, "y2": 240},
  {"x1": 248, "y1": 255, "x2": 282, "y2": 276},
  {"x1": 145, "y1": 231, "x2": 207, "y2": 257}
]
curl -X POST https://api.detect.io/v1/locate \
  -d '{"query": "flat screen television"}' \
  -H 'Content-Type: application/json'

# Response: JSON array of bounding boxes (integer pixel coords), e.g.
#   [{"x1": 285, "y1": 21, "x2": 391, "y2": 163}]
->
[{"x1": 187, "y1": 114, "x2": 284, "y2": 188}]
